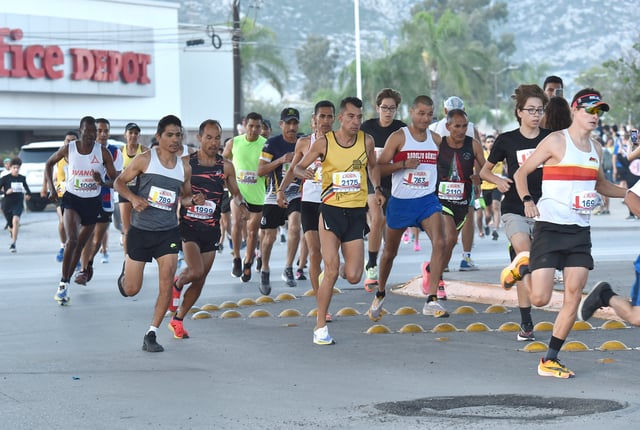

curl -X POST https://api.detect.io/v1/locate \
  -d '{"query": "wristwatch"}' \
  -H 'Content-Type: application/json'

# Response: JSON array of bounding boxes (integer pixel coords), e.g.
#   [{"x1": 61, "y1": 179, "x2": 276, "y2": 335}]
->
[
  {"x1": 522, "y1": 195, "x2": 533, "y2": 203},
  {"x1": 375, "y1": 186, "x2": 383, "y2": 193}
]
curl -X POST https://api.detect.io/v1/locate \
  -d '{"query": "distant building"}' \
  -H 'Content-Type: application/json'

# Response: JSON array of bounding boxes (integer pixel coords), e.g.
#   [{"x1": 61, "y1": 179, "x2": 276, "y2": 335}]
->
[{"x1": 0, "y1": 0, "x2": 233, "y2": 151}]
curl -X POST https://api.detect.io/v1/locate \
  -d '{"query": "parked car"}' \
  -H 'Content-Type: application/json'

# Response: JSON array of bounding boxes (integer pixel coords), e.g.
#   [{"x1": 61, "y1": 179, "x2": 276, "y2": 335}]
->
[{"x1": 18, "y1": 139, "x2": 124, "y2": 212}]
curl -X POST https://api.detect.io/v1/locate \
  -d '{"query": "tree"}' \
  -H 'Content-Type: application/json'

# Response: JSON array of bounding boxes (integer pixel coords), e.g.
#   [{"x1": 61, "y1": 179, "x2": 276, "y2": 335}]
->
[
  {"x1": 239, "y1": 17, "x2": 288, "y2": 99},
  {"x1": 296, "y1": 34, "x2": 337, "y2": 99},
  {"x1": 576, "y1": 44, "x2": 640, "y2": 126}
]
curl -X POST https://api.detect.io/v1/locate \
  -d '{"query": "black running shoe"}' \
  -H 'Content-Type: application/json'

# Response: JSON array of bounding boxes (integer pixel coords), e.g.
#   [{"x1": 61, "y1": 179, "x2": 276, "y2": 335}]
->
[
  {"x1": 241, "y1": 261, "x2": 252, "y2": 282},
  {"x1": 579, "y1": 281, "x2": 612, "y2": 321},
  {"x1": 231, "y1": 257, "x2": 242, "y2": 278},
  {"x1": 259, "y1": 271, "x2": 271, "y2": 296},
  {"x1": 117, "y1": 262, "x2": 127, "y2": 297},
  {"x1": 142, "y1": 331, "x2": 164, "y2": 352}
]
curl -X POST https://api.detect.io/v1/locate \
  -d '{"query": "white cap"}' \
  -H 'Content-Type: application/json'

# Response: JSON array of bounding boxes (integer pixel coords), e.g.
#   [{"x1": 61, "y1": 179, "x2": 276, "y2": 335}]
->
[{"x1": 444, "y1": 96, "x2": 464, "y2": 110}]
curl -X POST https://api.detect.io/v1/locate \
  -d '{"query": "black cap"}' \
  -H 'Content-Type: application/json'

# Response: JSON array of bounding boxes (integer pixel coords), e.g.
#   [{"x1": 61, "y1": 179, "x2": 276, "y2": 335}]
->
[
  {"x1": 125, "y1": 122, "x2": 141, "y2": 132},
  {"x1": 280, "y1": 108, "x2": 300, "y2": 122}
]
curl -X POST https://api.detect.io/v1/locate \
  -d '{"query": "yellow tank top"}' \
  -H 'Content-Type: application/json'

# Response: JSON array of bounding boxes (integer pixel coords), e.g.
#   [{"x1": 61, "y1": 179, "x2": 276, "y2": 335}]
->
[
  {"x1": 122, "y1": 144, "x2": 144, "y2": 169},
  {"x1": 321, "y1": 130, "x2": 368, "y2": 208}
]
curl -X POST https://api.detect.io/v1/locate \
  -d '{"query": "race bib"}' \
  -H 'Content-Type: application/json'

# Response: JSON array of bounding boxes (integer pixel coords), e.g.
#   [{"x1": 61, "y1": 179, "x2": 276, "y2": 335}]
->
[
  {"x1": 332, "y1": 171, "x2": 361, "y2": 193},
  {"x1": 73, "y1": 176, "x2": 99, "y2": 192},
  {"x1": 438, "y1": 181, "x2": 464, "y2": 201},
  {"x1": 516, "y1": 148, "x2": 542, "y2": 168},
  {"x1": 402, "y1": 170, "x2": 430, "y2": 188},
  {"x1": 147, "y1": 185, "x2": 176, "y2": 211},
  {"x1": 10, "y1": 182, "x2": 25, "y2": 193},
  {"x1": 571, "y1": 190, "x2": 598, "y2": 214},
  {"x1": 238, "y1": 169, "x2": 258, "y2": 184},
  {"x1": 186, "y1": 200, "x2": 216, "y2": 220}
]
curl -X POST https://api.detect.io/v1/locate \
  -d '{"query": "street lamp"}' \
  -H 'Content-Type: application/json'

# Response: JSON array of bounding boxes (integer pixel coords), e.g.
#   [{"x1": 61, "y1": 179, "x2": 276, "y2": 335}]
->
[{"x1": 491, "y1": 65, "x2": 518, "y2": 132}]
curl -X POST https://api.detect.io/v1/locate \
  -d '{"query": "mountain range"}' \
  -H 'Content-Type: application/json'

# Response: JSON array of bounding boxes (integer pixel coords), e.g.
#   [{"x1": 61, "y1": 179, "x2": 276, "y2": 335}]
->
[{"x1": 177, "y1": 0, "x2": 640, "y2": 97}]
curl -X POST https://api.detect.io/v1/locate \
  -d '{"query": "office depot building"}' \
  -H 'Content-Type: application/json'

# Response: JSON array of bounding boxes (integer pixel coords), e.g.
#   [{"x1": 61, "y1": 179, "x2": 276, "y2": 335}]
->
[{"x1": 0, "y1": 0, "x2": 233, "y2": 151}]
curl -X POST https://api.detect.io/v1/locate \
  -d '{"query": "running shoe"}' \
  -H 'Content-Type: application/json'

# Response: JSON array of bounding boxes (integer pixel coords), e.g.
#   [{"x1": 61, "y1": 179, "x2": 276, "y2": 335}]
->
[
  {"x1": 517, "y1": 324, "x2": 536, "y2": 341},
  {"x1": 413, "y1": 242, "x2": 421, "y2": 252},
  {"x1": 422, "y1": 300, "x2": 449, "y2": 318},
  {"x1": 259, "y1": 271, "x2": 271, "y2": 296},
  {"x1": 117, "y1": 262, "x2": 127, "y2": 297},
  {"x1": 421, "y1": 261, "x2": 430, "y2": 295},
  {"x1": 295, "y1": 268, "x2": 307, "y2": 280},
  {"x1": 282, "y1": 267, "x2": 297, "y2": 287},
  {"x1": 459, "y1": 256, "x2": 479, "y2": 271},
  {"x1": 9, "y1": 243, "x2": 16, "y2": 253},
  {"x1": 554, "y1": 269, "x2": 564, "y2": 284},
  {"x1": 54, "y1": 282, "x2": 70, "y2": 305},
  {"x1": 56, "y1": 247, "x2": 64, "y2": 262},
  {"x1": 402, "y1": 229, "x2": 410, "y2": 244},
  {"x1": 168, "y1": 318, "x2": 190, "y2": 339},
  {"x1": 437, "y1": 280, "x2": 447, "y2": 300},
  {"x1": 241, "y1": 261, "x2": 252, "y2": 283},
  {"x1": 579, "y1": 281, "x2": 612, "y2": 322},
  {"x1": 101, "y1": 252, "x2": 109, "y2": 264},
  {"x1": 367, "y1": 294, "x2": 385, "y2": 322},
  {"x1": 492, "y1": 230, "x2": 499, "y2": 241},
  {"x1": 142, "y1": 331, "x2": 164, "y2": 352},
  {"x1": 364, "y1": 264, "x2": 378, "y2": 292},
  {"x1": 168, "y1": 276, "x2": 181, "y2": 312},
  {"x1": 313, "y1": 325, "x2": 335, "y2": 345},
  {"x1": 500, "y1": 251, "x2": 530, "y2": 290},
  {"x1": 537, "y1": 357, "x2": 574, "y2": 379},
  {"x1": 484, "y1": 226, "x2": 490, "y2": 236},
  {"x1": 74, "y1": 270, "x2": 89, "y2": 285},
  {"x1": 231, "y1": 257, "x2": 242, "y2": 278}
]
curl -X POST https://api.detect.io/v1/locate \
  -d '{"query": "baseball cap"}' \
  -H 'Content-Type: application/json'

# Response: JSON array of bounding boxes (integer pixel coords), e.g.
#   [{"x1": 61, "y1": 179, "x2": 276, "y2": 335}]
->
[
  {"x1": 572, "y1": 93, "x2": 610, "y2": 112},
  {"x1": 3, "y1": 157, "x2": 10, "y2": 164},
  {"x1": 280, "y1": 108, "x2": 300, "y2": 122},
  {"x1": 444, "y1": 96, "x2": 465, "y2": 110},
  {"x1": 125, "y1": 122, "x2": 141, "y2": 132},
  {"x1": 262, "y1": 119, "x2": 272, "y2": 130}
]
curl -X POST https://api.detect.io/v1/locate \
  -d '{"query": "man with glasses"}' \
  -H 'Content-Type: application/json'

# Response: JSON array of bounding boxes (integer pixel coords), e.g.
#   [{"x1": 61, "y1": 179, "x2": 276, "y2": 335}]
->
[
  {"x1": 360, "y1": 88, "x2": 406, "y2": 292},
  {"x1": 511, "y1": 89, "x2": 626, "y2": 378},
  {"x1": 480, "y1": 84, "x2": 550, "y2": 344}
]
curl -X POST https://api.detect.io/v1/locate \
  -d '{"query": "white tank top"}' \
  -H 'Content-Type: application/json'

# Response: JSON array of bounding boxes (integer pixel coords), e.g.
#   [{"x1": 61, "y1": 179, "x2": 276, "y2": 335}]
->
[
  {"x1": 391, "y1": 127, "x2": 439, "y2": 199},
  {"x1": 65, "y1": 141, "x2": 103, "y2": 198},
  {"x1": 537, "y1": 129, "x2": 600, "y2": 227},
  {"x1": 301, "y1": 133, "x2": 323, "y2": 203}
]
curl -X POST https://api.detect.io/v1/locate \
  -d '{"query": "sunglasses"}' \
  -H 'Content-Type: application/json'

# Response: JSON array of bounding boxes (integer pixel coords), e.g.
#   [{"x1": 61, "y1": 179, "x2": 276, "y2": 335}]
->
[{"x1": 581, "y1": 105, "x2": 605, "y2": 117}]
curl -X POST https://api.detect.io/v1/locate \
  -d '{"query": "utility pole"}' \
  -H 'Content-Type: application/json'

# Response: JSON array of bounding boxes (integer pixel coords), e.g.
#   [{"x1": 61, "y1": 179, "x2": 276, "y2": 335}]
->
[{"x1": 232, "y1": 0, "x2": 242, "y2": 135}]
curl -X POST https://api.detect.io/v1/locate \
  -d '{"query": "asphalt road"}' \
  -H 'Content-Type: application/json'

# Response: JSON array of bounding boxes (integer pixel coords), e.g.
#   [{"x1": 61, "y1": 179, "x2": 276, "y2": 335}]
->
[{"x1": 1, "y1": 201, "x2": 639, "y2": 429}]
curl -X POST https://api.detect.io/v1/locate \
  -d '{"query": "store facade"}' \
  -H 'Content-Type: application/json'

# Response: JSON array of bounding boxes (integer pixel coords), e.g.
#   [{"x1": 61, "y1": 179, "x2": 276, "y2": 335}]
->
[{"x1": 0, "y1": 0, "x2": 233, "y2": 153}]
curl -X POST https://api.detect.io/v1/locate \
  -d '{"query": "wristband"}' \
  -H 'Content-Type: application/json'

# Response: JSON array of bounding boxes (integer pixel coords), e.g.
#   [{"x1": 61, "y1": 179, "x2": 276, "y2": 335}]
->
[
  {"x1": 375, "y1": 186, "x2": 383, "y2": 193},
  {"x1": 522, "y1": 195, "x2": 533, "y2": 203}
]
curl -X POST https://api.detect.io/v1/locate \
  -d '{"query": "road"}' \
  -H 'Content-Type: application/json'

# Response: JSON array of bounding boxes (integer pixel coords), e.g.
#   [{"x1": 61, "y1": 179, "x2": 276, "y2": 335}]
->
[{"x1": 1, "y1": 201, "x2": 639, "y2": 429}]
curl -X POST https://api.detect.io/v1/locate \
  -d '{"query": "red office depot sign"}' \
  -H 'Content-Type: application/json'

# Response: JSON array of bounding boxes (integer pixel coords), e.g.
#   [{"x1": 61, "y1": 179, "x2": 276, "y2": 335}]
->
[
  {"x1": 0, "y1": 16, "x2": 155, "y2": 97},
  {"x1": 0, "y1": 28, "x2": 151, "y2": 84}
]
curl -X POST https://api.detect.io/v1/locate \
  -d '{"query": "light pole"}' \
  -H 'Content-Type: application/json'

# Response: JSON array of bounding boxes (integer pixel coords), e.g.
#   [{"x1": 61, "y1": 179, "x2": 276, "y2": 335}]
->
[{"x1": 491, "y1": 65, "x2": 518, "y2": 132}]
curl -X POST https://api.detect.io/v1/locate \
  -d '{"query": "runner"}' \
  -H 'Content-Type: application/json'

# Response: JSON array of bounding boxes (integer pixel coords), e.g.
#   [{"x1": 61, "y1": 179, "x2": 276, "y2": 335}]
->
[
  {"x1": 44, "y1": 116, "x2": 117, "y2": 305},
  {"x1": 367, "y1": 95, "x2": 449, "y2": 321},
  {"x1": 168, "y1": 119, "x2": 247, "y2": 339},
  {"x1": 114, "y1": 115, "x2": 196, "y2": 352},
  {"x1": 293, "y1": 96, "x2": 384, "y2": 345}
]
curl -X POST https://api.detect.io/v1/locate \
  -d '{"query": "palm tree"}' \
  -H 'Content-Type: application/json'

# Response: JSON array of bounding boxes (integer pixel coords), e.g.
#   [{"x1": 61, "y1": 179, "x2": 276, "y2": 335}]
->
[
  {"x1": 239, "y1": 17, "x2": 288, "y2": 99},
  {"x1": 400, "y1": 10, "x2": 488, "y2": 106}
]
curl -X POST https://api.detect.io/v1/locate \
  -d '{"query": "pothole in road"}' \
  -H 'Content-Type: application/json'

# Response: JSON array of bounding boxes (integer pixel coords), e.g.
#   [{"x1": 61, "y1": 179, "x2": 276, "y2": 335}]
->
[{"x1": 375, "y1": 395, "x2": 627, "y2": 420}]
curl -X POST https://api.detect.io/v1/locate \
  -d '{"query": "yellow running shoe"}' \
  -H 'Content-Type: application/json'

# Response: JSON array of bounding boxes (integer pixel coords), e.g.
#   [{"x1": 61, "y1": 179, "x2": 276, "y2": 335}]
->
[
  {"x1": 537, "y1": 357, "x2": 575, "y2": 379},
  {"x1": 500, "y1": 251, "x2": 530, "y2": 290}
]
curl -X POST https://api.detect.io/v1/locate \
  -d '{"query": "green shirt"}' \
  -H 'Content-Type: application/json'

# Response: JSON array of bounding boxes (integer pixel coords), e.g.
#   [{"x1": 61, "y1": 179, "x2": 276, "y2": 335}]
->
[{"x1": 231, "y1": 134, "x2": 266, "y2": 205}]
